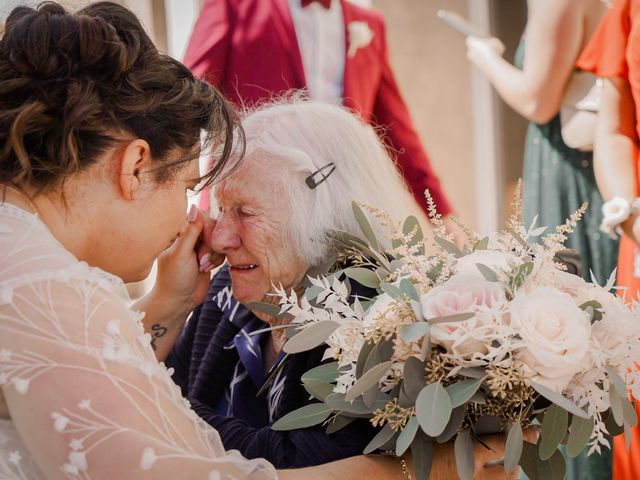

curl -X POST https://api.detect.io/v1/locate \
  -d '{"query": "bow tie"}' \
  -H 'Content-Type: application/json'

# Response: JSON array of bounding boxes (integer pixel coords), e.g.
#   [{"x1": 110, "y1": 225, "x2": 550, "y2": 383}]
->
[{"x1": 302, "y1": 0, "x2": 332, "y2": 9}]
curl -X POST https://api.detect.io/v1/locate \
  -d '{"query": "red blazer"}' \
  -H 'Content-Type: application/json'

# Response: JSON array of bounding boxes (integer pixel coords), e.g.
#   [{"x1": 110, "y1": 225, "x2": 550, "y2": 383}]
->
[{"x1": 185, "y1": 0, "x2": 452, "y2": 216}]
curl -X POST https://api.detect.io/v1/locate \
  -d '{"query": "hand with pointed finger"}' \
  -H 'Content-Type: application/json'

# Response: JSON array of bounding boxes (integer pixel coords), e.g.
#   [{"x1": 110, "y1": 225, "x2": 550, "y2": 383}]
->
[{"x1": 154, "y1": 205, "x2": 225, "y2": 314}]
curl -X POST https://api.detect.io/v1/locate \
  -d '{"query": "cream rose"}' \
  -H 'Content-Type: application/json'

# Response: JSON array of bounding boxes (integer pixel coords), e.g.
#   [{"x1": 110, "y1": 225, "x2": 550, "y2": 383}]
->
[
  {"x1": 511, "y1": 287, "x2": 591, "y2": 393},
  {"x1": 420, "y1": 273, "x2": 505, "y2": 353}
]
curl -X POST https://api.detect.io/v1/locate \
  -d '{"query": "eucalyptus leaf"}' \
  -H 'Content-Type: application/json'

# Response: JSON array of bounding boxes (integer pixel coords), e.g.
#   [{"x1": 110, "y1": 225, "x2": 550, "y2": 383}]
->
[
  {"x1": 454, "y1": 431, "x2": 475, "y2": 480},
  {"x1": 540, "y1": 403, "x2": 568, "y2": 460},
  {"x1": 344, "y1": 361, "x2": 392, "y2": 402},
  {"x1": 446, "y1": 378, "x2": 485, "y2": 408},
  {"x1": 566, "y1": 415, "x2": 594, "y2": 458},
  {"x1": 364, "y1": 340, "x2": 394, "y2": 375},
  {"x1": 344, "y1": 267, "x2": 381, "y2": 289},
  {"x1": 332, "y1": 230, "x2": 391, "y2": 271},
  {"x1": 363, "y1": 384, "x2": 380, "y2": 409},
  {"x1": 505, "y1": 227, "x2": 529, "y2": 249},
  {"x1": 402, "y1": 357, "x2": 427, "y2": 403},
  {"x1": 326, "y1": 415, "x2": 355, "y2": 434},
  {"x1": 302, "y1": 362, "x2": 339, "y2": 384},
  {"x1": 399, "y1": 278, "x2": 419, "y2": 301},
  {"x1": 352, "y1": 202, "x2": 379, "y2": 249},
  {"x1": 411, "y1": 432, "x2": 433, "y2": 480},
  {"x1": 531, "y1": 381, "x2": 589, "y2": 419},
  {"x1": 625, "y1": 421, "x2": 632, "y2": 451},
  {"x1": 416, "y1": 382, "x2": 452, "y2": 437},
  {"x1": 580, "y1": 300, "x2": 604, "y2": 322},
  {"x1": 435, "y1": 406, "x2": 465, "y2": 443},
  {"x1": 474, "y1": 236, "x2": 489, "y2": 251},
  {"x1": 622, "y1": 398, "x2": 638, "y2": 427},
  {"x1": 396, "y1": 417, "x2": 419, "y2": 456},
  {"x1": 399, "y1": 323, "x2": 430, "y2": 343},
  {"x1": 356, "y1": 340, "x2": 375, "y2": 378},
  {"x1": 362, "y1": 424, "x2": 396, "y2": 454},
  {"x1": 428, "y1": 312, "x2": 475, "y2": 325},
  {"x1": 434, "y1": 236, "x2": 463, "y2": 257},
  {"x1": 325, "y1": 393, "x2": 373, "y2": 416},
  {"x1": 476, "y1": 263, "x2": 499, "y2": 282},
  {"x1": 304, "y1": 285, "x2": 324, "y2": 301},
  {"x1": 458, "y1": 367, "x2": 487, "y2": 379},
  {"x1": 605, "y1": 366, "x2": 629, "y2": 399},
  {"x1": 469, "y1": 391, "x2": 487, "y2": 404},
  {"x1": 380, "y1": 282, "x2": 404, "y2": 300},
  {"x1": 272, "y1": 403, "x2": 333, "y2": 431},
  {"x1": 245, "y1": 301, "x2": 282, "y2": 318},
  {"x1": 610, "y1": 386, "x2": 624, "y2": 426},
  {"x1": 284, "y1": 320, "x2": 340, "y2": 354},
  {"x1": 520, "y1": 441, "x2": 566, "y2": 480},
  {"x1": 303, "y1": 379, "x2": 335, "y2": 402},
  {"x1": 509, "y1": 261, "x2": 535, "y2": 291},
  {"x1": 504, "y1": 422, "x2": 523, "y2": 473}
]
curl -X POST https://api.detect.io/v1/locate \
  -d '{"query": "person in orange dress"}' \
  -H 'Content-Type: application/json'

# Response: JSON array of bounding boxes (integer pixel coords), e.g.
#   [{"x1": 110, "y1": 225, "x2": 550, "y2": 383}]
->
[{"x1": 578, "y1": 0, "x2": 640, "y2": 478}]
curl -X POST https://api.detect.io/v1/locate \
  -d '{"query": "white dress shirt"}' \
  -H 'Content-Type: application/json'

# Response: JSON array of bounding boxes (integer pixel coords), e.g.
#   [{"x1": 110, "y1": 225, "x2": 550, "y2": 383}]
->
[{"x1": 288, "y1": 0, "x2": 345, "y2": 104}]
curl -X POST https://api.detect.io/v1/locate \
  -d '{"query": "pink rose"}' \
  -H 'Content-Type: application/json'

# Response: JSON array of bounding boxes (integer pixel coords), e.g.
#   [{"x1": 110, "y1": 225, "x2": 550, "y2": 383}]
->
[{"x1": 420, "y1": 273, "x2": 505, "y2": 352}]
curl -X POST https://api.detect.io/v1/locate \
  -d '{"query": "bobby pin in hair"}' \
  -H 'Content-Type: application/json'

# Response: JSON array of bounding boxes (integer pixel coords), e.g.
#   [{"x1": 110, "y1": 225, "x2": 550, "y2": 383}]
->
[{"x1": 305, "y1": 162, "x2": 336, "y2": 189}]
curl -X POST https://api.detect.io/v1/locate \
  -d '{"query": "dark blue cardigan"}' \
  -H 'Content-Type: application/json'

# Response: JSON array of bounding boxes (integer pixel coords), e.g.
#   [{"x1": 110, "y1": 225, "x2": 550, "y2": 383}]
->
[{"x1": 166, "y1": 266, "x2": 374, "y2": 468}]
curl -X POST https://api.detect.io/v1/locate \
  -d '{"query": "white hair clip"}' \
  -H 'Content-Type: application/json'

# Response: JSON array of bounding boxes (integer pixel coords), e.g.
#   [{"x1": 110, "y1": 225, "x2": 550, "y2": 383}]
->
[{"x1": 305, "y1": 162, "x2": 336, "y2": 189}]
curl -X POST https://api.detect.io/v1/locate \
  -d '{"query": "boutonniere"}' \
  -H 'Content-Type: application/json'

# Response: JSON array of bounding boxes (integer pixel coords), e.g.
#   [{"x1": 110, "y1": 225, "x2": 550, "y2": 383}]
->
[{"x1": 347, "y1": 21, "x2": 374, "y2": 58}]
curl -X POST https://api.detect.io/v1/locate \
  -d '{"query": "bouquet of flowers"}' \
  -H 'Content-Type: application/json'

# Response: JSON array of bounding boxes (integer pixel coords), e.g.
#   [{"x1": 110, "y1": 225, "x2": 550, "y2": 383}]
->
[{"x1": 268, "y1": 188, "x2": 640, "y2": 480}]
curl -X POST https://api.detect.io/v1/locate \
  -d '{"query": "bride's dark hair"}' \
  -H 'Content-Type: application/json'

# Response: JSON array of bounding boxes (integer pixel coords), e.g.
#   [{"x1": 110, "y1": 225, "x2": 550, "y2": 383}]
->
[{"x1": 0, "y1": 1, "x2": 242, "y2": 191}]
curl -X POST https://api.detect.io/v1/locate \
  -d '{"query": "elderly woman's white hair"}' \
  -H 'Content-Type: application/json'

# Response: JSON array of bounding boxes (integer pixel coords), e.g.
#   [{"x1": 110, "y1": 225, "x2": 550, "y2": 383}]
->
[{"x1": 215, "y1": 99, "x2": 427, "y2": 267}]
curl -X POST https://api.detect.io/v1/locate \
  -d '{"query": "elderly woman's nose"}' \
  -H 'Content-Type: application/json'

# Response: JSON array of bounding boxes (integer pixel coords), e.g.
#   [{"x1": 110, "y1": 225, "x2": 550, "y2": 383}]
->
[{"x1": 211, "y1": 215, "x2": 241, "y2": 252}]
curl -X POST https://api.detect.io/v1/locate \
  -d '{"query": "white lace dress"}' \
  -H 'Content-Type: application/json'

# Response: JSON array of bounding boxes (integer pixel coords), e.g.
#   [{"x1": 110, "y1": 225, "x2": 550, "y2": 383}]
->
[{"x1": 0, "y1": 203, "x2": 277, "y2": 479}]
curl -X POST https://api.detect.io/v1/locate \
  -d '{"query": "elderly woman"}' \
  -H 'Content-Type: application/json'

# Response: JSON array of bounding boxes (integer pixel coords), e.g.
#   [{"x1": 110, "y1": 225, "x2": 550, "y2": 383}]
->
[{"x1": 162, "y1": 100, "x2": 510, "y2": 477}]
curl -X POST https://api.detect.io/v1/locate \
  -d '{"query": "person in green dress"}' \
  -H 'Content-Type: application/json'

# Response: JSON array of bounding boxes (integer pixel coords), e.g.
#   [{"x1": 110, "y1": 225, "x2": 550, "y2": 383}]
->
[{"x1": 465, "y1": 0, "x2": 618, "y2": 478}]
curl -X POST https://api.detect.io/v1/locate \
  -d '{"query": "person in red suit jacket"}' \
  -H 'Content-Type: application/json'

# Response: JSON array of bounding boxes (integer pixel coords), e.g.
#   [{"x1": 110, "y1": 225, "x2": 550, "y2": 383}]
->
[{"x1": 184, "y1": 0, "x2": 454, "y2": 220}]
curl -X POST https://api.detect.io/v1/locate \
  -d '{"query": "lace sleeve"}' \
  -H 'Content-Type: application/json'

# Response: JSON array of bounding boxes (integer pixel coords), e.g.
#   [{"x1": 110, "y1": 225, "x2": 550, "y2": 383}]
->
[{"x1": 0, "y1": 268, "x2": 277, "y2": 480}]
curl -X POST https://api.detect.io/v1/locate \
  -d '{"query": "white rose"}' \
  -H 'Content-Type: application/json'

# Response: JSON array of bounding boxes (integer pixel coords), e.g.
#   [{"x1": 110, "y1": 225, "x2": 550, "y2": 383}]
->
[
  {"x1": 511, "y1": 287, "x2": 591, "y2": 393},
  {"x1": 455, "y1": 250, "x2": 517, "y2": 278},
  {"x1": 420, "y1": 273, "x2": 505, "y2": 353}
]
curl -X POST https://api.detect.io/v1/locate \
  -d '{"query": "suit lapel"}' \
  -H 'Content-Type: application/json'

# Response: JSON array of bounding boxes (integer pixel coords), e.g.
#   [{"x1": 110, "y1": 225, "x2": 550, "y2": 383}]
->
[{"x1": 272, "y1": 0, "x2": 307, "y2": 88}]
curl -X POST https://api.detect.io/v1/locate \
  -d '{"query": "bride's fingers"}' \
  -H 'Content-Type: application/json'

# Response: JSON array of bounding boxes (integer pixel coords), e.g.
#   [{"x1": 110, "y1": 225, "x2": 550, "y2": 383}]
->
[
  {"x1": 195, "y1": 211, "x2": 224, "y2": 272},
  {"x1": 172, "y1": 205, "x2": 205, "y2": 260}
]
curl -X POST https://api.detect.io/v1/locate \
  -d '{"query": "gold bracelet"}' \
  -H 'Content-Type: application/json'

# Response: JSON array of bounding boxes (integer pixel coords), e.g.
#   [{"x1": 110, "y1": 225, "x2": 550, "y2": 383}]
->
[{"x1": 382, "y1": 451, "x2": 412, "y2": 480}]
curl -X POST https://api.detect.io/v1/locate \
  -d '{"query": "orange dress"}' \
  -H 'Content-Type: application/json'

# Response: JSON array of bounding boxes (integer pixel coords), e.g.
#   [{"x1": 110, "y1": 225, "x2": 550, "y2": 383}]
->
[{"x1": 578, "y1": 0, "x2": 640, "y2": 477}]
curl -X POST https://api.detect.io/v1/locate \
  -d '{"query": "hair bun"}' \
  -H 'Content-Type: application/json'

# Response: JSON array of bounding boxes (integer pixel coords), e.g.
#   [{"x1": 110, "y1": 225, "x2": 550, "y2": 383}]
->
[{"x1": 2, "y1": 2, "x2": 144, "y2": 83}]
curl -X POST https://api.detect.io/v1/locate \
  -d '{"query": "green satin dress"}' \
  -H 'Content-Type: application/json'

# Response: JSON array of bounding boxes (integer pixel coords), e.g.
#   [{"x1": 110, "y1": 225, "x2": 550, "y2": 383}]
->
[{"x1": 515, "y1": 41, "x2": 616, "y2": 480}]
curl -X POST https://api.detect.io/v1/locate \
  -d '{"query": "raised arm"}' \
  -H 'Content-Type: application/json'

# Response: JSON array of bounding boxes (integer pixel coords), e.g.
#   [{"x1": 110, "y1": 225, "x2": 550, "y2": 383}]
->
[
  {"x1": 594, "y1": 77, "x2": 640, "y2": 243},
  {"x1": 466, "y1": 0, "x2": 585, "y2": 124}
]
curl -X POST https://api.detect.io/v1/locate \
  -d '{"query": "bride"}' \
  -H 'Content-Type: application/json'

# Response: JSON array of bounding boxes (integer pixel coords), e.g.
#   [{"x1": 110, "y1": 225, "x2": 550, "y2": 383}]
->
[{"x1": 0, "y1": 2, "x2": 419, "y2": 478}]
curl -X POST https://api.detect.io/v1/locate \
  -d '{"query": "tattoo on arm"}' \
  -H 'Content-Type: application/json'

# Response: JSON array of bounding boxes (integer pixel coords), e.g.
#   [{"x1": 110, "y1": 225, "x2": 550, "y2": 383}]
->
[{"x1": 150, "y1": 323, "x2": 168, "y2": 351}]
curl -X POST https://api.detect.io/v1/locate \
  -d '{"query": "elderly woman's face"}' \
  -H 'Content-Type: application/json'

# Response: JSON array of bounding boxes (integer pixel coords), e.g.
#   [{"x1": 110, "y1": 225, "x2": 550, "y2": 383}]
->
[{"x1": 211, "y1": 154, "x2": 308, "y2": 304}]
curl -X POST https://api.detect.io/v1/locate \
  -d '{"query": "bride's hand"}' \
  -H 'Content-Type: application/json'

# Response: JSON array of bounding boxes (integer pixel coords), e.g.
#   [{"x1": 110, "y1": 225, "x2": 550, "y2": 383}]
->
[{"x1": 154, "y1": 205, "x2": 224, "y2": 312}]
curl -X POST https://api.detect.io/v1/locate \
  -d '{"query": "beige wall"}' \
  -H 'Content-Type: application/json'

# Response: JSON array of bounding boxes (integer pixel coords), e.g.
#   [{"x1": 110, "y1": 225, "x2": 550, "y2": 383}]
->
[
  {"x1": 374, "y1": 0, "x2": 476, "y2": 227},
  {"x1": 374, "y1": 0, "x2": 528, "y2": 229}
]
